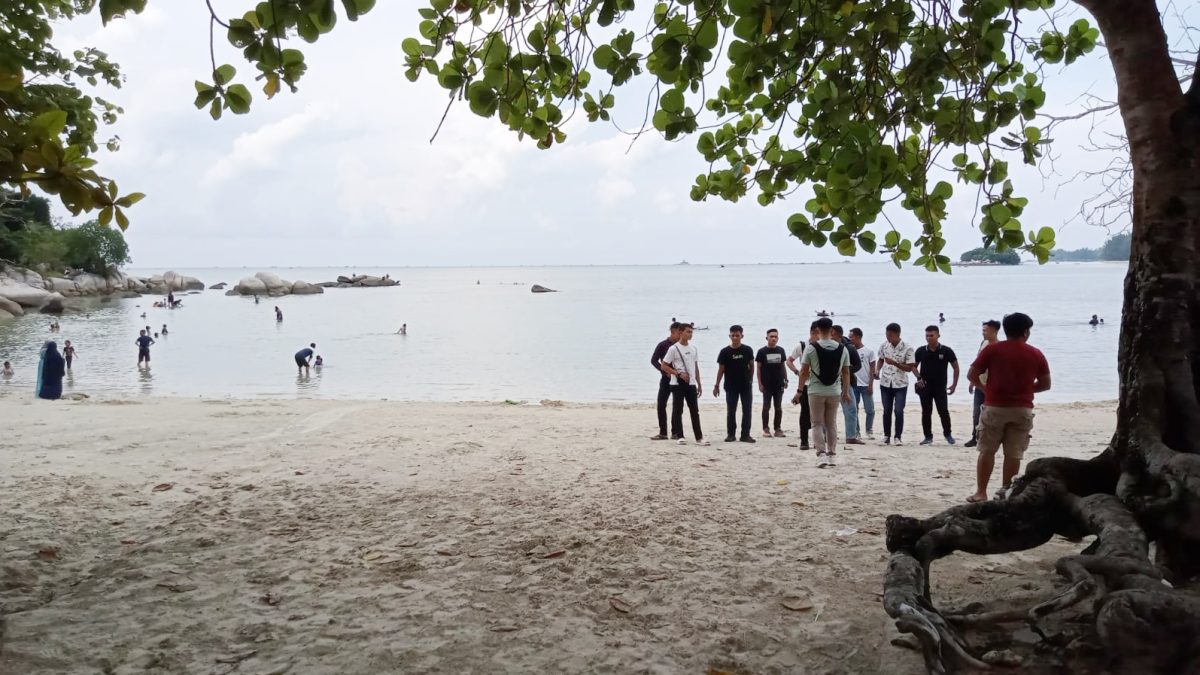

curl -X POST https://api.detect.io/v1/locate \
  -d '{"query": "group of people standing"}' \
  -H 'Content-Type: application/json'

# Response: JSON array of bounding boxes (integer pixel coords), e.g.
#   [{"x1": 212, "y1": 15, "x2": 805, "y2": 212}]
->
[{"x1": 650, "y1": 312, "x2": 1051, "y2": 501}]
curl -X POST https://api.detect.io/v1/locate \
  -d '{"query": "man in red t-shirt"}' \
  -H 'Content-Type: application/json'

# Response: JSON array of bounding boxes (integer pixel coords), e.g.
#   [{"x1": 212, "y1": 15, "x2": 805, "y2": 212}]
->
[{"x1": 965, "y1": 312, "x2": 1051, "y2": 502}]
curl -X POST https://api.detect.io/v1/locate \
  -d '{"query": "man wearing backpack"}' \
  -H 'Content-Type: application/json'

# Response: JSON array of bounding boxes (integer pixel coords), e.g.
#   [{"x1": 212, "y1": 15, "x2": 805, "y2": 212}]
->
[
  {"x1": 831, "y1": 325, "x2": 865, "y2": 446},
  {"x1": 797, "y1": 317, "x2": 852, "y2": 467}
]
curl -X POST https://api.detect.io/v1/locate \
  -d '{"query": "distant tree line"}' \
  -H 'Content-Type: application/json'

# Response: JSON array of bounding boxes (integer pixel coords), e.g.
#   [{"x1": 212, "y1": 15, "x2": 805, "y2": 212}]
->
[
  {"x1": 959, "y1": 246, "x2": 1021, "y2": 265},
  {"x1": 1051, "y1": 232, "x2": 1132, "y2": 262},
  {"x1": 1, "y1": 192, "x2": 132, "y2": 275}
]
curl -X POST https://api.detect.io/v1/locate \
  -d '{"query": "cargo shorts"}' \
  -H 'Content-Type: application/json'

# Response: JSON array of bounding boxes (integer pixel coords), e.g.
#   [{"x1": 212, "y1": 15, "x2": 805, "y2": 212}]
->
[{"x1": 976, "y1": 405, "x2": 1035, "y2": 460}]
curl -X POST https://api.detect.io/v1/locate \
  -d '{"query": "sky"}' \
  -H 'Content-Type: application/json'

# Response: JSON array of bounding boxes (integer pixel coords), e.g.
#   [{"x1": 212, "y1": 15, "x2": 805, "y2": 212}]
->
[{"x1": 43, "y1": 1, "x2": 1171, "y2": 268}]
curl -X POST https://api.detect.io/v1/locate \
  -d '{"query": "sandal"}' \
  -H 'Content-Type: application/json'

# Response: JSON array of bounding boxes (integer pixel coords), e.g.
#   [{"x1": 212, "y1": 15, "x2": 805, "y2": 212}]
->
[{"x1": 966, "y1": 494, "x2": 988, "y2": 503}]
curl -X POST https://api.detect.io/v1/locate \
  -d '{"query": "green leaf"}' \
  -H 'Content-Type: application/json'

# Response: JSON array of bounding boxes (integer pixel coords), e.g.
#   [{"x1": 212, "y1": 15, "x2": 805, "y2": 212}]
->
[
  {"x1": 931, "y1": 181, "x2": 953, "y2": 200},
  {"x1": 213, "y1": 64, "x2": 236, "y2": 85},
  {"x1": 115, "y1": 192, "x2": 146, "y2": 208},
  {"x1": 402, "y1": 38, "x2": 422, "y2": 57},
  {"x1": 32, "y1": 110, "x2": 69, "y2": 138},
  {"x1": 225, "y1": 84, "x2": 252, "y2": 114},
  {"x1": 836, "y1": 237, "x2": 856, "y2": 256}
]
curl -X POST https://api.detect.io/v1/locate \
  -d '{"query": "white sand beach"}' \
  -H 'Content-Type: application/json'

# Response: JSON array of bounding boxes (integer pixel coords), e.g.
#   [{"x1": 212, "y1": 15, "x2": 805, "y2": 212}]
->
[{"x1": 0, "y1": 396, "x2": 1112, "y2": 674}]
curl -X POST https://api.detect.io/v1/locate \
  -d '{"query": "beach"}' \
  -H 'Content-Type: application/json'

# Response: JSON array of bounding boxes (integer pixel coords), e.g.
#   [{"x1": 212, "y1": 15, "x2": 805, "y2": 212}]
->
[{"x1": 0, "y1": 396, "x2": 1112, "y2": 674}]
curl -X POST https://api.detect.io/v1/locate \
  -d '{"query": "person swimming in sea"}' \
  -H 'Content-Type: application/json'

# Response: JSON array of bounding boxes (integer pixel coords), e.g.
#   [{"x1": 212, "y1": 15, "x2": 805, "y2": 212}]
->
[{"x1": 1089, "y1": 314, "x2": 1100, "y2": 326}]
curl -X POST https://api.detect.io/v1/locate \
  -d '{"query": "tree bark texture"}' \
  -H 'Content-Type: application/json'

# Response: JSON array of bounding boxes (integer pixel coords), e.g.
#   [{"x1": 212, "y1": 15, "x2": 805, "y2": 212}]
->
[{"x1": 882, "y1": 1, "x2": 1200, "y2": 672}]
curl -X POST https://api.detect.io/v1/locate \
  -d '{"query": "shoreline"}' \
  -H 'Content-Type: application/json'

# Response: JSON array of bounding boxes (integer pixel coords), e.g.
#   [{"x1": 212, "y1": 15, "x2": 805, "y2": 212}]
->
[{"x1": 1, "y1": 397, "x2": 1113, "y2": 673}]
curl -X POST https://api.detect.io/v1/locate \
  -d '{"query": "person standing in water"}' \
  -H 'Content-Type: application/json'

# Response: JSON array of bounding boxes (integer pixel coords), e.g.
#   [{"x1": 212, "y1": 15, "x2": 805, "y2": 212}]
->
[
  {"x1": 63, "y1": 340, "x2": 76, "y2": 371},
  {"x1": 275, "y1": 306, "x2": 283, "y2": 322},
  {"x1": 162, "y1": 324, "x2": 169, "y2": 336},
  {"x1": 36, "y1": 341, "x2": 65, "y2": 400},
  {"x1": 3, "y1": 361, "x2": 14, "y2": 379},
  {"x1": 295, "y1": 343, "x2": 316, "y2": 375},
  {"x1": 136, "y1": 330, "x2": 155, "y2": 366},
  {"x1": 398, "y1": 324, "x2": 407, "y2": 335}
]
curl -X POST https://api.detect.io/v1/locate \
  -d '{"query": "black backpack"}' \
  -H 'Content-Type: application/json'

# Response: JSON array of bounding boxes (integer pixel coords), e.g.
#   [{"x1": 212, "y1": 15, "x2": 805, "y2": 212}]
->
[{"x1": 814, "y1": 343, "x2": 847, "y2": 386}]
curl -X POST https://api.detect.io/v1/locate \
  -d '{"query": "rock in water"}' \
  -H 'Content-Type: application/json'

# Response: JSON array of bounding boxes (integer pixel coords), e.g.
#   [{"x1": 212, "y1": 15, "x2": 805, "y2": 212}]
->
[
  {"x1": 291, "y1": 281, "x2": 324, "y2": 295},
  {"x1": 209, "y1": 282, "x2": 227, "y2": 290},
  {"x1": 39, "y1": 293, "x2": 66, "y2": 314},
  {"x1": 234, "y1": 277, "x2": 268, "y2": 296},
  {"x1": 531, "y1": 285, "x2": 557, "y2": 293},
  {"x1": 0, "y1": 295, "x2": 25, "y2": 317}
]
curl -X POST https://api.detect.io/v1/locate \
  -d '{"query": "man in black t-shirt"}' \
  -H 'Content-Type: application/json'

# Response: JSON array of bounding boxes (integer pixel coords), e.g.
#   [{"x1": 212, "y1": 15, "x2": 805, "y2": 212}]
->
[
  {"x1": 756, "y1": 328, "x2": 788, "y2": 438},
  {"x1": 714, "y1": 324, "x2": 756, "y2": 443},
  {"x1": 136, "y1": 330, "x2": 155, "y2": 366},
  {"x1": 915, "y1": 325, "x2": 960, "y2": 445},
  {"x1": 650, "y1": 322, "x2": 682, "y2": 440}
]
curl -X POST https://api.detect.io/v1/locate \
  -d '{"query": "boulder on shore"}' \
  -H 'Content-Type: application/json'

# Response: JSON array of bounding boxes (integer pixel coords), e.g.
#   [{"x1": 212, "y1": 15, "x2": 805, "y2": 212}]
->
[
  {"x1": 39, "y1": 293, "x2": 66, "y2": 314},
  {"x1": 531, "y1": 284, "x2": 558, "y2": 293},
  {"x1": 0, "y1": 295, "x2": 23, "y2": 317}
]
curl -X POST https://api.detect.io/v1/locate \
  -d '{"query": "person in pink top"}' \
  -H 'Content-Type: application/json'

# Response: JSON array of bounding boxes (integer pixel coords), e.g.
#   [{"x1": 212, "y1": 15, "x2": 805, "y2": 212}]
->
[{"x1": 966, "y1": 312, "x2": 1051, "y2": 502}]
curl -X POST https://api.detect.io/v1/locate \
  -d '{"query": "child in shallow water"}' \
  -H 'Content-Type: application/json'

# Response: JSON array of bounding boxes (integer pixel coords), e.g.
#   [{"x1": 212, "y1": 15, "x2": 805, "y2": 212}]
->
[
  {"x1": 314, "y1": 355, "x2": 324, "y2": 368},
  {"x1": 2, "y1": 361, "x2": 12, "y2": 378}
]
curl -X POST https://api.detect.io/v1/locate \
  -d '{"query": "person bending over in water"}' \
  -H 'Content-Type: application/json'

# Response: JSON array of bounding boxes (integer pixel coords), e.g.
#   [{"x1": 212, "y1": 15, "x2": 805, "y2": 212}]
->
[{"x1": 295, "y1": 343, "x2": 316, "y2": 375}]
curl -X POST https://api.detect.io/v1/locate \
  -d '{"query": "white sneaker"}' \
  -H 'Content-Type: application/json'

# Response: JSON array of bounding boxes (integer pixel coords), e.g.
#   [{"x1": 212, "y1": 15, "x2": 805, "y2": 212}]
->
[
  {"x1": 826, "y1": 451, "x2": 837, "y2": 467},
  {"x1": 816, "y1": 451, "x2": 829, "y2": 468},
  {"x1": 867, "y1": 433, "x2": 875, "y2": 441},
  {"x1": 893, "y1": 438, "x2": 904, "y2": 446},
  {"x1": 677, "y1": 438, "x2": 688, "y2": 445},
  {"x1": 696, "y1": 439, "x2": 711, "y2": 447}
]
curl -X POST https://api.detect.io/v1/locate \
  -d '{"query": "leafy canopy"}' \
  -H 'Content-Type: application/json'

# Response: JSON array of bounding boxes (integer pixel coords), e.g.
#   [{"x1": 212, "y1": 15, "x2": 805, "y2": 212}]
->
[{"x1": 5, "y1": 0, "x2": 1103, "y2": 272}]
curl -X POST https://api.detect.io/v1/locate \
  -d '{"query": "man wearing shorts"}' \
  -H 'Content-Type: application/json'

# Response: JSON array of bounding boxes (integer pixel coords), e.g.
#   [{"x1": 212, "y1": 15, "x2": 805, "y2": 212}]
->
[
  {"x1": 295, "y1": 343, "x2": 317, "y2": 375},
  {"x1": 967, "y1": 312, "x2": 1050, "y2": 502},
  {"x1": 136, "y1": 330, "x2": 154, "y2": 366}
]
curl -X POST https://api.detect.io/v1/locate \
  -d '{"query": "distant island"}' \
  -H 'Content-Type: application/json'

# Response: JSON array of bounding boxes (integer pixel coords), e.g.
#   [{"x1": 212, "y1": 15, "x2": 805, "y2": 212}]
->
[
  {"x1": 1051, "y1": 232, "x2": 1131, "y2": 262},
  {"x1": 958, "y1": 246, "x2": 1021, "y2": 265}
]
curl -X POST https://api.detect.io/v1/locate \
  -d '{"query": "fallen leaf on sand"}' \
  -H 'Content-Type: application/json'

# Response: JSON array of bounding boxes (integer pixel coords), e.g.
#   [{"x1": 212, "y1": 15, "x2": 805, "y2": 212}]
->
[
  {"x1": 361, "y1": 551, "x2": 384, "y2": 561},
  {"x1": 644, "y1": 574, "x2": 670, "y2": 582},
  {"x1": 120, "y1": 539, "x2": 138, "y2": 545},
  {"x1": 215, "y1": 650, "x2": 258, "y2": 664},
  {"x1": 294, "y1": 470, "x2": 306, "y2": 475},
  {"x1": 183, "y1": 487, "x2": 197, "y2": 494},
  {"x1": 237, "y1": 484, "x2": 256, "y2": 491},
  {"x1": 777, "y1": 480, "x2": 790, "y2": 485},
  {"x1": 156, "y1": 583, "x2": 198, "y2": 593},
  {"x1": 471, "y1": 519, "x2": 494, "y2": 527},
  {"x1": 542, "y1": 550, "x2": 566, "y2": 559},
  {"x1": 152, "y1": 482, "x2": 174, "y2": 492},
  {"x1": 397, "y1": 541, "x2": 419, "y2": 548},
  {"x1": 36, "y1": 547, "x2": 58, "y2": 561},
  {"x1": 791, "y1": 501, "x2": 807, "y2": 507},
  {"x1": 859, "y1": 528, "x2": 881, "y2": 536},
  {"x1": 781, "y1": 596, "x2": 814, "y2": 611},
  {"x1": 490, "y1": 625, "x2": 520, "y2": 632},
  {"x1": 609, "y1": 597, "x2": 633, "y2": 613},
  {"x1": 130, "y1": 500, "x2": 150, "y2": 507},
  {"x1": 437, "y1": 549, "x2": 460, "y2": 556}
]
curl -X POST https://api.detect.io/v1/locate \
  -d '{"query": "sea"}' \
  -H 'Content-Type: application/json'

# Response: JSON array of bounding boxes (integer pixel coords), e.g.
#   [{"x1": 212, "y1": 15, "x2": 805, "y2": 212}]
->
[{"x1": 0, "y1": 262, "x2": 1125, "y2": 403}]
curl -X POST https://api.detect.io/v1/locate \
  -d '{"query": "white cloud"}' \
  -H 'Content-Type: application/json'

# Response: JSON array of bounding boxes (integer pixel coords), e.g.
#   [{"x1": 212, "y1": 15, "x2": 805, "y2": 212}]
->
[{"x1": 202, "y1": 104, "x2": 333, "y2": 186}]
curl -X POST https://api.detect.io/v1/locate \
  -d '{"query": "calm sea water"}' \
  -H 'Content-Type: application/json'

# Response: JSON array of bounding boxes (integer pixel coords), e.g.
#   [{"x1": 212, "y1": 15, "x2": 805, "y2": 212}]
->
[{"x1": 0, "y1": 263, "x2": 1124, "y2": 403}]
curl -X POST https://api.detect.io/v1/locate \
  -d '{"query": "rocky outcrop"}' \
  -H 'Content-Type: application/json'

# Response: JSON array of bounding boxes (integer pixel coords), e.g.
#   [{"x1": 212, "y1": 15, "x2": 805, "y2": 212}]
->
[
  {"x1": 0, "y1": 295, "x2": 23, "y2": 317},
  {"x1": 531, "y1": 284, "x2": 558, "y2": 293},
  {"x1": 0, "y1": 265, "x2": 208, "y2": 316},
  {"x1": 39, "y1": 293, "x2": 66, "y2": 314},
  {"x1": 209, "y1": 282, "x2": 227, "y2": 290},
  {"x1": 291, "y1": 280, "x2": 323, "y2": 295},
  {"x1": 227, "y1": 272, "x2": 323, "y2": 297},
  {"x1": 328, "y1": 274, "x2": 398, "y2": 288}
]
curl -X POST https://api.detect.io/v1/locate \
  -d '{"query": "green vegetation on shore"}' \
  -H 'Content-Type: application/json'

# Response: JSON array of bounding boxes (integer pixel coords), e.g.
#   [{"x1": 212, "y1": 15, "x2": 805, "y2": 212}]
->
[
  {"x1": 959, "y1": 246, "x2": 1021, "y2": 265},
  {"x1": 1051, "y1": 232, "x2": 1131, "y2": 262},
  {"x1": 1, "y1": 193, "x2": 131, "y2": 275}
]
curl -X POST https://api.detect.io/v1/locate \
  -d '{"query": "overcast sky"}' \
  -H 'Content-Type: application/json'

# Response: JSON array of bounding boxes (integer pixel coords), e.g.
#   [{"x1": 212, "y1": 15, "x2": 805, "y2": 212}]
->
[{"x1": 48, "y1": 2, "x2": 1149, "y2": 268}]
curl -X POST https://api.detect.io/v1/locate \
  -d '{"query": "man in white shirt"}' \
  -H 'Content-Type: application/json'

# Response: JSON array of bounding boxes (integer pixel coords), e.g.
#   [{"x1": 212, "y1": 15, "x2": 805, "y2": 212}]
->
[
  {"x1": 787, "y1": 322, "x2": 821, "y2": 449},
  {"x1": 660, "y1": 324, "x2": 710, "y2": 446},
  {"x1": 875, "y1": 322, "x2": 917, "y2": 446},
  {"x1": 849, "y1": 328, "x2": 877, "y2": 439}
]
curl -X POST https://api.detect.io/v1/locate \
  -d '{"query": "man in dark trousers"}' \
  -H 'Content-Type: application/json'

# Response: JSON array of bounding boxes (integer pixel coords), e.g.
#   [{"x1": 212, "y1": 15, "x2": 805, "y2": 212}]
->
[
  {"x1": 756, "y1": 328, "x2": 789, "y2": 438},
  {"x1": 714, "y1": 324, "x2": 756, "y2": 443},
  {"x1": 915, "y1": 325, "x2": 960, "y2": 445},
  {"x1": 650, "y1": 322, "x2": 682, "y2": 440}
]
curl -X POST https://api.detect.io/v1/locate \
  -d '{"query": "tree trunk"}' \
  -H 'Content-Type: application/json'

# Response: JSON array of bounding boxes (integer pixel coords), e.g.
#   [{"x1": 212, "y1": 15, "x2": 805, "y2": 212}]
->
[{"x1": 881, "y1": 1, "x2": 1200, "y2": 672}]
